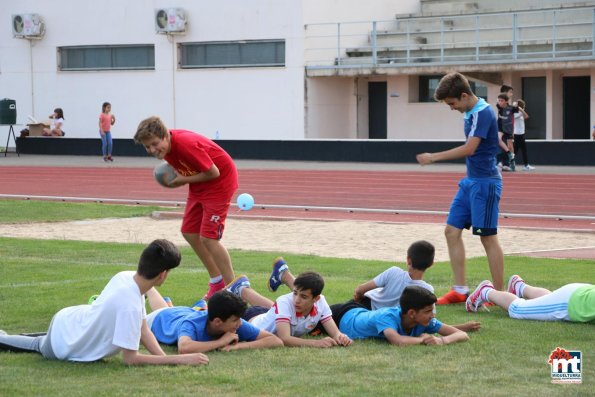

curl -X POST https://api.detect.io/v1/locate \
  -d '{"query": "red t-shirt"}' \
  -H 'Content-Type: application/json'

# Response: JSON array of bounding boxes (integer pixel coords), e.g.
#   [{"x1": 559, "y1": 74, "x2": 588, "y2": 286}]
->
[{"x1": 164, "y1": 130, "x2": 238, "y2": 198}]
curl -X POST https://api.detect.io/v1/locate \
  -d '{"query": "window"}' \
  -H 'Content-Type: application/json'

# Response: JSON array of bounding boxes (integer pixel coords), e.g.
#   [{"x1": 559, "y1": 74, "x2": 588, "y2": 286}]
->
[
  {"x1": 59, "y1": 45, "x2": 155, "y2": 71},
  {"x1": 180, "y1": 40, "x2": 285, "y2": 69},
  {"x1": 418, "y1": 76, "x2": 442, "y2": 102},
  {"x1": 419, "y1": 75, "x2": 488, "y2": 102}
]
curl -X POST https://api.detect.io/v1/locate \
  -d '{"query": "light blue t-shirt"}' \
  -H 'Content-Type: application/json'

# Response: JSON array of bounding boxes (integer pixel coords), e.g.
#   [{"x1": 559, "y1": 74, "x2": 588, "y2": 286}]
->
[
  {"x1": 464, "y1": 98, "x2": 500, "y2": 179},
  {"x1": 150, "y1": 307, "x2": 260, "y2": 345},
  {"x1": 339, "y1": 306, "x2": 442, "y2": 340}
]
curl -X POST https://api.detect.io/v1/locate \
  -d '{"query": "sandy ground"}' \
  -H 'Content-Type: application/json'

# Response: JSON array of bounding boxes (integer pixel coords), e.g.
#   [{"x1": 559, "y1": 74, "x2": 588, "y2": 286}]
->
[{"x1": 0, "y1": 217, "x2": 593, "y2": 262}]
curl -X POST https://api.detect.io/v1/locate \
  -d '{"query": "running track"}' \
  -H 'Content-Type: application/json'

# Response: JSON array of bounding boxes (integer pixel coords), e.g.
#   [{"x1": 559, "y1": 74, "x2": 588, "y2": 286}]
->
[{"x1": 1, "y1": 166, "x2": 595, "y2": 232}]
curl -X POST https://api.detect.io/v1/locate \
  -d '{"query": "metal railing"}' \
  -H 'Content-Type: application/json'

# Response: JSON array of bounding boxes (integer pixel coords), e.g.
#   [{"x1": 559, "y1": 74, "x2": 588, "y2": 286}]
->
[{"x1": 304, "y1": 6, "x2": 595, "y2": 70}]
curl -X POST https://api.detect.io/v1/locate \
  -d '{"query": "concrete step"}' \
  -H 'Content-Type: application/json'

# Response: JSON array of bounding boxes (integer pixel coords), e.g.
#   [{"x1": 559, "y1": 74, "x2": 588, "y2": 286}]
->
[{"x1": 417, "y1": 0, "x2": 592, "y2": 17}]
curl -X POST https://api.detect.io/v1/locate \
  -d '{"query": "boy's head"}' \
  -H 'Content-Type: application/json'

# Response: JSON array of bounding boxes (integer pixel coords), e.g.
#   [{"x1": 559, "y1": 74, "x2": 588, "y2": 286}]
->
[
  {"x1": 407, "y1": 240, "x2": 435, "y2": 271},
  {"x1": 433, "y1": 72, "x2": 476, "y2": 113},
  {"x1": 206, "y1": 291, "x2": 246, "y2": 334},
  {"x1": 500, "y1": 84, "x2": 513, "y2": 99},
  {"x1": 497, "y1": 93, "x2": 510, "y2": 107},
  {"x1": 517, "y1": 99, "x2": 525, "y2": 109},
  {"x1": 134, "y1": 116, "x2": 171, "y2": 160},
  {"x1": 137, "y1": 239, "x2": 181, "y2": 281},
  {"x1": 400, "y1": 286, "x2": 437, "y2": 326},
  {"x1": 292, "y1": 271, "x2": 325, "y2": 314}
]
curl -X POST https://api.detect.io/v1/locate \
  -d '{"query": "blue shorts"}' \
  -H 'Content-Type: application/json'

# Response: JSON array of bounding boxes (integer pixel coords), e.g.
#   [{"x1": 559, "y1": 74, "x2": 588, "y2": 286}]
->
[{"x1": 446, "y1": 177, "x2": 502, "y2": 236}]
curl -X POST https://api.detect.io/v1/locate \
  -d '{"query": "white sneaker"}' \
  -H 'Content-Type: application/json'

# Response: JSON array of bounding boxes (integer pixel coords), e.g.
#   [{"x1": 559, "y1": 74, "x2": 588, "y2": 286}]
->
[
  {"x1": 523, "y1": 165, "x2": 535, "y2": 170},
  {"x1": 502, "y1": 165, "x2": 512, "y2": 172}
]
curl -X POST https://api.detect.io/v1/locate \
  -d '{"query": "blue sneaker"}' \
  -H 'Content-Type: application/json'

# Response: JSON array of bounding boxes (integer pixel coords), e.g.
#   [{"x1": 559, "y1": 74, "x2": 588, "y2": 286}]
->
[
  {"x1": 268, "y1": 257, "x2": 288, "y2": 292},
  {"x1": 191, "y1": 299, "x2": 208, "y2": 311},
  {"x1": 226, "y1": 275, "x2": 251, "y2": 298}
]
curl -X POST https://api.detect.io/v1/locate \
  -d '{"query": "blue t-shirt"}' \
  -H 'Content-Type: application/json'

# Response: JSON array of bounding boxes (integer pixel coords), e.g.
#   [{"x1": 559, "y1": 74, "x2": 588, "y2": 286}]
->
[
  {"x1": 150, "y1": 307, "x2": 260, "y2": 345},
  {"x1": 464, "y1": 98, "x2": 500, "y2": 179},
  {"x1": 338, "y1": 306, "x2": 442, "y2": 340}
]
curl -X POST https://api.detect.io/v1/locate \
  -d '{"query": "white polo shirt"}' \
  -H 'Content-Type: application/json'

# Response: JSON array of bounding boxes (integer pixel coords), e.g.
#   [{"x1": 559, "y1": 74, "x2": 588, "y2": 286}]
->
[{"x1": 250, "y1": 292, "x2": 333, "y2": 336}]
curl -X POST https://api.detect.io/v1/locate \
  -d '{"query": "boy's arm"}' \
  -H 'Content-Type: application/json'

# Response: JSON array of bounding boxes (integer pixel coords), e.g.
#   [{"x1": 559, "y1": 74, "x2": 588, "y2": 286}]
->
[
  {"x1": 170, "y1": 164, "x2": 221, "y2": 187},
  {"x1": 321, "y1": 319, "x2": 352, "y2": 346},
  {"x1": 497, "y1": 131, "x2": 509, "y2": 152},
  {"x1": 276, "y1": 322, "x2": 337, "y2": 348},
  {"x1": 416, "y1": 136, "x2": 481, "y2": 165},
  {"x1": 382, "y1": 328, "x2": 427, "y2": 346},
  {"x1": 140, "y1": 319, "x2": 166, "y2": 356},
  {"x1": 122, "y1": 320, "x2": 210, "y2": 366},
  {"x1": 519, "y1": 108, "x2": 529, "y2": 119},
  {"x1": 423, "y1": 324, "x2": 469, "y2": 345},
  {"x1": 121, "y1": 348, "x2": 209, "y2": 366},
  {"x1": 221, "y1": 330, "x2": 284, "y2": 352},
  {"x1": 177, "y1": 333, "x2": 238, "y2": 354},
  {"x1": 452, "y1": 321, "x2": 481, "y2": 332},
  {"x1": 354, "y1": 280, "x2": 377, "y2": 302}
]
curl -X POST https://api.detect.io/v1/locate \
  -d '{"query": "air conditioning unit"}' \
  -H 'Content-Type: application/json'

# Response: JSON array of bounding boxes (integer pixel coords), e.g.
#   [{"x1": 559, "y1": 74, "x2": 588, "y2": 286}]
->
[
  {"x1": 155, "y1": 8, "x2": 187, "y2": 34},
  {"x1": 12, "y1": 14, "x2": 45, "y2": 38}
]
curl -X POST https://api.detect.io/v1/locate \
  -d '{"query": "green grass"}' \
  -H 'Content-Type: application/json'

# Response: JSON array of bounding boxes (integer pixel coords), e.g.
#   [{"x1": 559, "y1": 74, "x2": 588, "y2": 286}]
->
[
  {"x1": 0, "y1": 237, "x2": 593, "y2": 396},
  {"x1": 0, "y1": 199, "x2": 179, "y2": 224}
]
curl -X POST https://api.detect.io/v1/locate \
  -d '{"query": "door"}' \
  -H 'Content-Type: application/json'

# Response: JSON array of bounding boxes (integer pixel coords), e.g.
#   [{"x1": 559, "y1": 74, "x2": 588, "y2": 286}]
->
[
  {"x1": 563, "y1": 76, "x2": 590, "y2": 139},
  {"x1": 521, "y1": 77, "x2": 546, "y2": 139},
  {"x1": 368, "y1": 82, "x2": 387, "y2": 139}
]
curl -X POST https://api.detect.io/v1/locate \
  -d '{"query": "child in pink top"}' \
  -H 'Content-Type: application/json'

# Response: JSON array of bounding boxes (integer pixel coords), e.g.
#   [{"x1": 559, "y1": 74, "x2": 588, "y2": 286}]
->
[{"x1": 99, "y1": 102, "x2": 116, "y2": 162}]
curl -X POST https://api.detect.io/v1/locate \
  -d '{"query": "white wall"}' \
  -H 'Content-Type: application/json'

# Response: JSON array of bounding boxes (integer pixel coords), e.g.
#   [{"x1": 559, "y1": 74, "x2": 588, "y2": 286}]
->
[
  {"x1": 306, "y1": 77, "x2": 357, "y2": 138},
  {"x1": 0, "y1": 0, "x2": 305, "y2": 146}
]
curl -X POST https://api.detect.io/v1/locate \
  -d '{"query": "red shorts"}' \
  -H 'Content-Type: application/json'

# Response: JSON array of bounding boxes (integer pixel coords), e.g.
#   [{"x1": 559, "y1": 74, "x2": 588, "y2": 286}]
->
[{"x1": 181, "y1": 192, "x2": 234, "y2": 239}]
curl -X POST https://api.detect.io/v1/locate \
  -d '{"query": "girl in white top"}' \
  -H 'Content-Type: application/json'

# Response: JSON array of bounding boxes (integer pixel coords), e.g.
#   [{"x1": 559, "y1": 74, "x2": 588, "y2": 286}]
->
[{"x1": 42, "y1": 108, "x2": 65, "y2": 136}]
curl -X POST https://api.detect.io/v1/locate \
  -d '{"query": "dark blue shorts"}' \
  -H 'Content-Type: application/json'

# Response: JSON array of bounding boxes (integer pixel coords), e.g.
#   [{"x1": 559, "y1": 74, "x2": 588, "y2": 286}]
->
[
  {"x1": 446, "y1": 177, "x2": 502, "y2": 236},
  {"x1": 242, "y1": 306, "x2": 269, "y2": 322}
]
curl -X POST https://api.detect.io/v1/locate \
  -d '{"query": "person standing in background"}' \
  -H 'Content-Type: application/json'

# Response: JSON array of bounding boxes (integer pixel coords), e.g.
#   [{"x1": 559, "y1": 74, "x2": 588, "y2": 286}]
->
[
  {"x1": 99, "y1": 102, "x2": 116, "y2": 162},
  {"x1": 513, "y1": 99, "x2": 535, "y2": 170}
]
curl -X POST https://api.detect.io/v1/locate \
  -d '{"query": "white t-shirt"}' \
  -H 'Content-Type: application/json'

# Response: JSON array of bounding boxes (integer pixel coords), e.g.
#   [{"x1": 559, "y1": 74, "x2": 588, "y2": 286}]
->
[
  {"x1": 513, "y1": 112, "x2": 525, "y2": 135},
  {"x1": 50, "y1": 271, "x2": 145, "y2": 361},
  {"x1": 51, "y1": 117, "x2": 64, "y2": 131},
  {"x1": 250, "y1": 292, "x2": 333, "y2": 337},
  {"x1": 364, "y1": 266, "x2": 434, "y2": 310}
]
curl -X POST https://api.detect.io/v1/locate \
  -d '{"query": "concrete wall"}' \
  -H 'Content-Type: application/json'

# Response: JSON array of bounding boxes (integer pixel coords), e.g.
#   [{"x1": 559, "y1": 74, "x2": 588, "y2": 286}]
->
[{"x1": 0, "y1": 0, "x2": 305, "y2": 146}]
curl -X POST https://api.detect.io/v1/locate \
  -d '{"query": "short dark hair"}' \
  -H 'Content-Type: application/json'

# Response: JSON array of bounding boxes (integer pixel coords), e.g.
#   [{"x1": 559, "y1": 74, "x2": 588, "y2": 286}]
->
[
  {"x1": 207, "y1": 290, "x2": 247, "y2": 321},
  {"x1": 400, "y1": 286, "x2": 437, "y2": 312},
  {"x1": 517, "y1": 99, "x2": 525, "y2": 109},
  {"x1": 294, "y1": 271, "x2": 325, "y2": 297},
  {"x1": 407, "y1": 240, "x2": 435, "y2": 271},
  {"x1": 54, "y1": 108, "x2": 64, "y2": 119},
  {"x1": 102, "y1": 102, "x2": 111, "y2": 112},
  {"x1": 500, "y1": 84, "x2": 513, "y2": 93},
  {"x1": 497, "y1": 93, "x2": 509, "y2": 101},
  {"x1": 434, "y1": 72, "x2": 474, "y2": 101},
  {"x1": 137, "y1": 239, "x2": 181, "y2": 279}
]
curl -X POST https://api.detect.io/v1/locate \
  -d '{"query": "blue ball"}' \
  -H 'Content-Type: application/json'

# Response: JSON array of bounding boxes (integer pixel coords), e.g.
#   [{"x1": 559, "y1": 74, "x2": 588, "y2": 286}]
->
[{"x1": 237, "y1": 193, "x2": 254, "y2": 211}]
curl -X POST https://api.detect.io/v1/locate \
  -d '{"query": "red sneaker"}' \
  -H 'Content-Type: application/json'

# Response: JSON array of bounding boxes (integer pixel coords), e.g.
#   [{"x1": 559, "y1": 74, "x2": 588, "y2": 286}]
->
[
  {"x1": 203, "y1": 279, "x2": 226, "y2": 300},
  {"x1": 436, "y1": 289, "x2": 468, "y2": 305}
]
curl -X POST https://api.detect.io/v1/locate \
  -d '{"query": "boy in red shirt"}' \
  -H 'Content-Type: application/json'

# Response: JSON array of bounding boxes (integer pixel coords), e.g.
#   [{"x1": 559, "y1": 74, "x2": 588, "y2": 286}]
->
[{"x1": 134, "y1": 116, "x2": 238, "y2": 300}]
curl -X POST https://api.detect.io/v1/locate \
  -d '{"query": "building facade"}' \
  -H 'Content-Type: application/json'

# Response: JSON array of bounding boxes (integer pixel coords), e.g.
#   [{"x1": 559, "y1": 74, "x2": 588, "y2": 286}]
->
[{"x1": 1, "y1": 0, "x2": 593, "y2": 147}]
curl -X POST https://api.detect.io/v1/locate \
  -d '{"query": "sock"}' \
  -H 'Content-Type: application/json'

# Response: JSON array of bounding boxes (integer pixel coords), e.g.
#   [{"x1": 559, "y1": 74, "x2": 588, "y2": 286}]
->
[
  {"x1": 209, "y1": 275, "x2": 223, "y2": 284},
  {"x1": 481, "y1": 287, "x2": 493, "y2": 302},
  {"x1": 515, "y1": 281, "x2": 526, "y2": 298},
  {"x1": 453, "y1": 285, "x2": 469, "y2": 295}
]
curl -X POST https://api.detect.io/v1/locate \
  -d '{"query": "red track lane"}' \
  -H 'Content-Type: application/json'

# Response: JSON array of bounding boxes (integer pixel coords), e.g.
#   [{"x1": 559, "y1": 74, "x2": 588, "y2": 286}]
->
[{"x1": 1, "y1": 166, "x2": 595, "y2": 231}]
